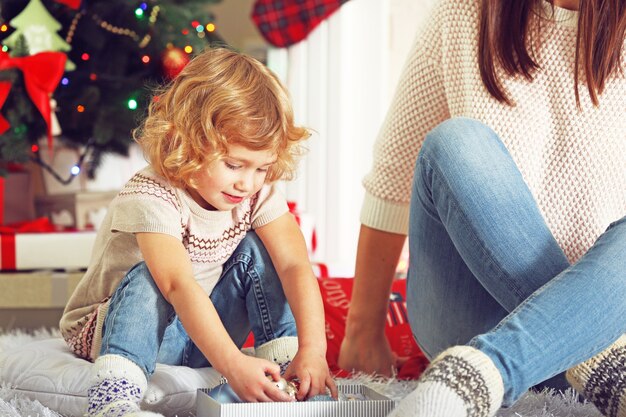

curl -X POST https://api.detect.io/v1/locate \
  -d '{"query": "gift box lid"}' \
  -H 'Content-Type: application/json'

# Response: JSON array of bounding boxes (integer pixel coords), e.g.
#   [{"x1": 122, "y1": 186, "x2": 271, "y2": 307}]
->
[{"x1": 196, "y1": 383, "x2": 395, "y2": 417}]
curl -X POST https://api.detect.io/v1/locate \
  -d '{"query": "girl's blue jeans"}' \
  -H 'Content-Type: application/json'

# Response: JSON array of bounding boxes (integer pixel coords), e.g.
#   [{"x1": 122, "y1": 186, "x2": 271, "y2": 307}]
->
[
  {"x1": 407, "y1": 117, "x2": 626, "y2": 406},
  {"x1": 99, "y1": 232, "x2": 297, "y2": 377}
]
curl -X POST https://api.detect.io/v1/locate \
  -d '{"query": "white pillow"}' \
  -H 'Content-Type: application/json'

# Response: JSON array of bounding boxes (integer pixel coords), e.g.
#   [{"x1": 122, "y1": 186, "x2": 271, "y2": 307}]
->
[{"x1": 0, "y1": 338, "x2": 222, "y2": 417}]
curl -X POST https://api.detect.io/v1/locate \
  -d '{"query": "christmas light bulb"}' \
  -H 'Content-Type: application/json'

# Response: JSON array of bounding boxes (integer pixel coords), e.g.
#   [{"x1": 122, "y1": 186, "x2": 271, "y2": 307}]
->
[
  {"x1": 31, "y1": 144, "x2": 39, "y2": 153},
  {"x1": 70, "y1": 165, "x2": 81, "y2": 176},
  {"x1": 142, "y1": 55, "x2": 150, "y2": 63},
  {"x1": 61, "y1": 77, "x2": 70, "y2": 86},
  {"x1": 184, "y1": 45, "x2": 193, "y2": 53},
  {"x1": 128, "y1": 99, "x2": 138, "y2": 110},
  {"x1": 0, "y1": 24, "x2": 8, "y2": 32},
  {"x1": 206, "y1": 23, "x2": 216, "y2": 32},
  {"x1": 135, "y1": 8, "x2": 144, "y2": 18}
]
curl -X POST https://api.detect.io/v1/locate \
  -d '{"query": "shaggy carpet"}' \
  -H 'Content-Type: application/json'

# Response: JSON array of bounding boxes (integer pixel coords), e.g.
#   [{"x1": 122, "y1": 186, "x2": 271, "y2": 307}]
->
[{"x1": 0, "y1": 328, "x2": 603, "y2": 417}]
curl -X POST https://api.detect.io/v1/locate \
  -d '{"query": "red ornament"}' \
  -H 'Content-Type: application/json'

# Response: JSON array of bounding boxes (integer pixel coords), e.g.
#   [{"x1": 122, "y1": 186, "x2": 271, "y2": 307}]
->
[{"x1": 162, "y1": 46, "x2": 189, "y2": 79}]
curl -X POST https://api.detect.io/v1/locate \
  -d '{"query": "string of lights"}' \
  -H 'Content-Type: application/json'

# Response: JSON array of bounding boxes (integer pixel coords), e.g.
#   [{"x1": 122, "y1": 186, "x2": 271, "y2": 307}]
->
[{"x1": 30, "y1": 137, "x2": 94, "y2": 185}]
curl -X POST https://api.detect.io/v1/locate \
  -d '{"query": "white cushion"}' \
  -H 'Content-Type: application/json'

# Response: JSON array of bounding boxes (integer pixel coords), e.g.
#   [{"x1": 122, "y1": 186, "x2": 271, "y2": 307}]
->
[{"x1": 0, "y1": 338, "x2": 222, "y2": 417}]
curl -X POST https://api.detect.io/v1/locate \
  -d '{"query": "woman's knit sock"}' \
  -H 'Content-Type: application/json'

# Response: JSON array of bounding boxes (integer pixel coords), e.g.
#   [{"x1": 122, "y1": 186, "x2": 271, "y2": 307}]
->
[
  {"x1": 389, "y1": 345, "x2": 504, "y2": 417},
  {"x1": 566, "y1": 334, "x2": 626, "y2": 417},
  {"x1": 88, "y1": 354, "x2": 163, "y2": 417},
  {"x1": 255, "y1": 336, "x2": 299, "y2": 374}
]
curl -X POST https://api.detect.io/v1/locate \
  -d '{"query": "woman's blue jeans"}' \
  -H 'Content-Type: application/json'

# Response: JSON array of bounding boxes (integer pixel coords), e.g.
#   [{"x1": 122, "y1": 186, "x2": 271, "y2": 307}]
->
[
  {"x1": 99, "y1": 232, "x2": 297, "y2": 377},
  {"x1": 407, "y1": 117, "x2": 626, "y2": 406}
]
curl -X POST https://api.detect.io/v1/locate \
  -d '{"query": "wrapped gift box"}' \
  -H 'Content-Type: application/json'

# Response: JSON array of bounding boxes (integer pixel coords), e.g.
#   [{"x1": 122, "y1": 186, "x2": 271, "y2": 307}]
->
[
  {"x1": 288, "y1": 201, "x2": 316, "y2": 256},
  {"x1": 1, "y1": 171, "x2": 37, "y2": 225},
  {"x1": 0, "y1": 270, "x2": 83, "y2": 308},
  {"x1": 0, "y1": 230, "x2": 96, "y2": 270},
  {"x1": 196, "y1": 384, "x2": 394, "y2": 417}
]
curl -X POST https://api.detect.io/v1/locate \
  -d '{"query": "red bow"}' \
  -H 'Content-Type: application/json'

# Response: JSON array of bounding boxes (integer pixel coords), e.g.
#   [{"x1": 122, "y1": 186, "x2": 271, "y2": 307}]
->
[
  {"x1": 0, "y1": 217, "x2": 57, "y2": 234},
  {"x1": 0, "y1": 51, "x2": 67, "y2": 149},
  {"x1": 55, "y1": 0, "x2": 81, "y2": 9}
]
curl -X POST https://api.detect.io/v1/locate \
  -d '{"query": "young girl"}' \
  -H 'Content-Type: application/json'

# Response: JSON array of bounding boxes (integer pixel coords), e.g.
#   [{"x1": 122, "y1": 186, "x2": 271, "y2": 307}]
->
[
  {"x1": 338, "y1": 0, "x2": 625, "y2": 416},
  {"x1": 60, "y1": 47, "x2": 337, "y2": 417}
]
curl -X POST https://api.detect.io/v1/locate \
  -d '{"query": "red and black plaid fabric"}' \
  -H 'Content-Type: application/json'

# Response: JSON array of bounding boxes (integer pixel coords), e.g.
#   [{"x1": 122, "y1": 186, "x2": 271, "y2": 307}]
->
[{"x1": 251, "y1": 0, "x2": 350, "y2": 48}]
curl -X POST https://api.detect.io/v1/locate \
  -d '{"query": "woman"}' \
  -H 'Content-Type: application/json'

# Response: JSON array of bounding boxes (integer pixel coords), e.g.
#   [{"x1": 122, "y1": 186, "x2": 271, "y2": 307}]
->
[{"x1": 338, "y1": 0, "x2": 626, "y2": 416}]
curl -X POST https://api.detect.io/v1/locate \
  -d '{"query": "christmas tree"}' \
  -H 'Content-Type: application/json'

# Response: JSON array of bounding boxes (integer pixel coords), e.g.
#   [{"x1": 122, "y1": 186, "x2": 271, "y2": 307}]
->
[{"x1": 0, "y1": 0, "x2": 225, "y2": 179}]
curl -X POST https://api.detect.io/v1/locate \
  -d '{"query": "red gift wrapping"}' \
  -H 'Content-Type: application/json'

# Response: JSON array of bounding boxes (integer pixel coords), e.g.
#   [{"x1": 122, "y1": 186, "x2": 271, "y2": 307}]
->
[
  {"x1": 319, "y1": 276, "x2": 429, "y2": 379},
  {"x1": 243, "y1": 273, "x2": 429, "y2": 380},
  {"x1": 0, "y1": 217, "x2": 96, "y2": 270}
]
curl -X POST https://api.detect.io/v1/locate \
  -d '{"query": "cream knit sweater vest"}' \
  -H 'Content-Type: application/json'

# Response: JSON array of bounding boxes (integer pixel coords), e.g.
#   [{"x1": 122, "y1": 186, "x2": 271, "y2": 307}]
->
[{"x1": 361, "y1": 0, "x2": 626, "y2": 263}]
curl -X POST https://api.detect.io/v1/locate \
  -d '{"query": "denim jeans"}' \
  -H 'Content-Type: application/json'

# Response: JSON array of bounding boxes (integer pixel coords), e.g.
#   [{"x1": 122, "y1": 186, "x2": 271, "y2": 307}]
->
[
  {"x1": 100, "y1": 232, "x2": 297, "y2": 377},
  {"x1": 407, "y1": 117, "x2": 626, "y2": 406}
]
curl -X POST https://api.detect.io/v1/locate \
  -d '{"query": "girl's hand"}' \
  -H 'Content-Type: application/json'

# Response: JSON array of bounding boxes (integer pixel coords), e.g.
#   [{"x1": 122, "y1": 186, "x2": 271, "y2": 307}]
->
[
  {"x1": 283, "y1": 347, "x2": 338, "y2": 400},
  {"x1": 222, "y1": 353, "x2": 295, "y2": 403}
]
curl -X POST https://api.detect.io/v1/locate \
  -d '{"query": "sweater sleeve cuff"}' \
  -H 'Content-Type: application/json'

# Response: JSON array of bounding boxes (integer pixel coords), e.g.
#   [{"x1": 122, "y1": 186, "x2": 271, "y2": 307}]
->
[{"x1": 360, "y1": 193, "x2": 409, "y2": 235}]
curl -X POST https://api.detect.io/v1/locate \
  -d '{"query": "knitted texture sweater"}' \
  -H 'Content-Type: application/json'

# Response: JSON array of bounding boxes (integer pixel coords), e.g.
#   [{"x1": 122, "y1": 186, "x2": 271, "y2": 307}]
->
[
  {"x1": 60, "y1": 167, "x2": 288, "y2": 360},
  {"x1": 361, "y1": 0, "x2": 626, "y2": 263}
]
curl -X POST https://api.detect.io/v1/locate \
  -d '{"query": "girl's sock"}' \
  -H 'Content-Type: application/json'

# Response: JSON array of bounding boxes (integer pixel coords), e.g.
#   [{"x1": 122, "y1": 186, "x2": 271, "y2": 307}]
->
[
  {"x1": 255, "y1": 336, "x2": 299, "y2": 374},
  {"x1": 88, "y1": 354, "x2": 163, "y2": 417},
  {"x1": 566, "y1": 334, "x2": 626, "y2": 417},
  {"x1": 389, "y1": 345, "x2": 504, "y2": 417}
]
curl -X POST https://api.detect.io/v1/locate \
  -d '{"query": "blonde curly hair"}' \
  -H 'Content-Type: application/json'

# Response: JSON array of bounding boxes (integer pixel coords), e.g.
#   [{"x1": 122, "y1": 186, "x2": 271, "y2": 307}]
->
[{"x1": 134, "y1": 47, "x2": 308, "y2": 188}]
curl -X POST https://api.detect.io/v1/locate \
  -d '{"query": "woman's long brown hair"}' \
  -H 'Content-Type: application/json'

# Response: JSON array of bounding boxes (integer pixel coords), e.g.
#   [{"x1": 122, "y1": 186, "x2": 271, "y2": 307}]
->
[{"x1": 478, "y1": 0, "x2": 626, "y2": 106}]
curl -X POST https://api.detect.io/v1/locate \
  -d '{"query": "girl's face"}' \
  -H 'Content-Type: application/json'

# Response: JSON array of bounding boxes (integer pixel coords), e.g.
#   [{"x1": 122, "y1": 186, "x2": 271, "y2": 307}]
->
[{"x1": 188, "y1": 143, "x2": 277, "y2": 211}]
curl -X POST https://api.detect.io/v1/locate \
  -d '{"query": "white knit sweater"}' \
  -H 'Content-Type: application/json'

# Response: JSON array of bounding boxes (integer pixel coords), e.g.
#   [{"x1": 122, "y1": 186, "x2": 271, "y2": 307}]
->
[{"x1": 361, "y1": 0, "x2": 626, "y2": 263}]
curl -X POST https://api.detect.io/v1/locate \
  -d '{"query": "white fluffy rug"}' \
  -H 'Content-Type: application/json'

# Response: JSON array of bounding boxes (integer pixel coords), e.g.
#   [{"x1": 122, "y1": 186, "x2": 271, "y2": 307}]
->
[{"x1": 0, "y1": 328, "x2": 602, "y2": 417}]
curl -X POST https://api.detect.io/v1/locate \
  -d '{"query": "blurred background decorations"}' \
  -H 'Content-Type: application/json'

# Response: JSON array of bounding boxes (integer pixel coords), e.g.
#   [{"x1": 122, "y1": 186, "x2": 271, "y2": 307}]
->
[
  {"x1": 0, "y1": 0, "x2": 225, "y2": 182},
  {"x1": 251, "y1": 0, "x2": 350, "y2": 47}
]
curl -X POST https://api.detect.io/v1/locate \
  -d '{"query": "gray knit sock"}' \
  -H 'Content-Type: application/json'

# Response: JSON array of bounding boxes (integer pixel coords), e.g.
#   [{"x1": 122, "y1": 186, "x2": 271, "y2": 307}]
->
[
  {"x1": 566, "y1": 334, "x2": 626, "y2": 417},
  {"x1": 389, "y1": 345, "x2": 504, "y2": 417},
  {"x1": 255, "y1": 336, "x2": 299, "y2": 374},
  {"x1": 88, "y1": 354, "x2": 163, "y2": 417}
]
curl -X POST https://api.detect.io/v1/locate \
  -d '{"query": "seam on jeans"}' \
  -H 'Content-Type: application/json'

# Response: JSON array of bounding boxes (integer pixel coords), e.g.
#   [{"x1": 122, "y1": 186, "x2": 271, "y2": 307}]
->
[
  {"x1": 251, "y1": 268, "x2": 273, "y2": 342},
  {"x1": 182, "y1": 336, "x2": 192, "y2": 366},
  {"x1": 486, "y1": 269, "x2": 625, "y2": 373},
  {"x1": 415, "y1": 155, "x2": 443, "y2": 223},
  {"x1": 421, "y1": 154, "x2": 527, "y2": 305},
  {"x1": 223, "y1": 252, "x2": 253, "y2": 276},
  {"x1": 102, "y1": 274, "x2": 131, "y2": 354},
  {"x1": 224, "y1": 251, "x2": 275, "y2": 343}
]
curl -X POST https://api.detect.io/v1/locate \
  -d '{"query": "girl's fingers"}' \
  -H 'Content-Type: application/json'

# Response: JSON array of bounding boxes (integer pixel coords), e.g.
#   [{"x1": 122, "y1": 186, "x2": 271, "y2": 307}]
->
[
  {"x1": 263, "y1": 362, "x2": 282, "y2": 382},
  {"x1": 296, "y1": 373, "x2": 311, "y2": 400},
  {"x1": 327, "y1": 375, "x2": 339, "y2": 399}
]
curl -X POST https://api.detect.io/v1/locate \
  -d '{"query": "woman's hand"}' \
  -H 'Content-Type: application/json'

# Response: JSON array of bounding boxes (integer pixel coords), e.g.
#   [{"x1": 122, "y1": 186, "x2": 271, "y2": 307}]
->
[
  {"x1": 222, "y1": 353, "x2": 295, "y2": 403},
  {"x1": 339, "y1": 332, "x2": 403, "y2": 377},
  {"x1": 283, "y1": 347, "x2": 338, "y2": 400}
]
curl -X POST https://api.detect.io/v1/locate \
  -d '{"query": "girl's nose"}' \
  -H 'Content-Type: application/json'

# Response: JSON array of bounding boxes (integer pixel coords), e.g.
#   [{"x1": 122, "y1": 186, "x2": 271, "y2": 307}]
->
[{"x1": 235, "y1": 171, "x2": 254, "y2": 192}]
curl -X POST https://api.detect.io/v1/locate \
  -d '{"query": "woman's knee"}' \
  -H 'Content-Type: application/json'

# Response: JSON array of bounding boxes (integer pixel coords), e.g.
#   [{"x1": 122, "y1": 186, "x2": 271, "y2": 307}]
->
[{"x1": 418, "y1": 117, "x2": 504, "y2": 171}]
